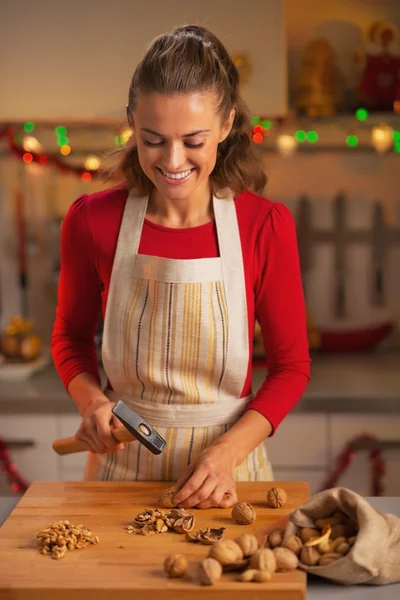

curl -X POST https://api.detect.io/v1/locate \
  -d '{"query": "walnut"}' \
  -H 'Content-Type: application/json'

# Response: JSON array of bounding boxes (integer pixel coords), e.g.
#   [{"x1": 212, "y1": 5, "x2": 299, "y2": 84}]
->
[
  {"x1": 253, "y1": 570, "x2": 272, "y2": 582},
  {"x1": 299, "y1": 527, "x2": 320, "y2": 543},
  {"x1": 231, "y1": 502, "x2": 256, "y2": 525},
  {"x1": 318, "y1": 552, "x2": 342, "y2": 566},
  {"x1": 234, "y1": 533, "x2": 259, "y2": 557},
  {"x1": 300, "y1": 546, "x2": 320, "y2": 566},
  {"x1": 268, "y1": 529, "x2": 283, "y2": 548},
  {"x1": 158, "y1": 486, "x2": 179, "y2": 508},
  {"x1": 185, "y1": 527, "x2": 226, "y2": 544},
  {"x1": 273, "y1": 547, "x2": 299, "y2": 571},
  {"x1": 282, "y1": 535, "x2": 303, "y2": 556},
  {"x1": 250, "y1": 548, "x2": 277, "y2": 573},
  {"x1": 208, "y1": 539, "x2": 243, "y2": 566},
  {"x1": 305, "y1": 525, "x2": 332, "y2": 554},
  {"x1": 330, "y1": 536, "x2": 347, "y2": 552},
  {"x1": 164, "y1": 554, "x2": 188, "y2": 578},
  {"x1": 266, "y1": 487, "x2": 287, "y2": 508},
  {"x1": 238, "y1": 568, "x2": 258, "y2": 582},
  {"x1": 173, "y1": 515, "x2": 195, "y2": 534},
  {"x1": 198, "y1": 558, "x2": 223, "y2": 585},
  {"x1": 336, "y1": 542, "x2": 350, "y2": 555}
]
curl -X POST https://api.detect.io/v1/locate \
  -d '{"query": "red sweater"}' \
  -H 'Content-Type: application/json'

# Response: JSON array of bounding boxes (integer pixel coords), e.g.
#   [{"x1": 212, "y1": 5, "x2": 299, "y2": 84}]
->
[{"x1": 51, "y1": 186, "x2": 311, "y2": 433}]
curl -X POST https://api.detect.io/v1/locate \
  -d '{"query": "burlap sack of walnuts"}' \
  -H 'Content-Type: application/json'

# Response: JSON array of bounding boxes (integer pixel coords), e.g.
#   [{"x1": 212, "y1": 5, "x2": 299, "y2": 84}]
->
[{"x1": 285, "y1": 487, "x2": 400, "y2": 585}]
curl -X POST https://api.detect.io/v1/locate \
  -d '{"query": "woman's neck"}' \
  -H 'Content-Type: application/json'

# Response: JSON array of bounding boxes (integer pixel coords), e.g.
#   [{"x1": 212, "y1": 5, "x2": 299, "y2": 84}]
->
[{"x1": 146, "y1": 182, "x2": 214, "y2": 228}]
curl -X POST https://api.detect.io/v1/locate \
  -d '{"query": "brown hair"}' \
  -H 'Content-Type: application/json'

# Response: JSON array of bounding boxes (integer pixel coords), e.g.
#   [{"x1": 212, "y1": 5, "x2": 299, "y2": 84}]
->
[{"x1": 116, "y1": 25, "x2": 267, "y2": 195}]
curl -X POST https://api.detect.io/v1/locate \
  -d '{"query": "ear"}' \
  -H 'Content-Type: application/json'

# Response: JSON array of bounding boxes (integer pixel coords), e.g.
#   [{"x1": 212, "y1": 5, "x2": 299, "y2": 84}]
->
[{"x1": 219, "y1": 108, "x2": 236, "y2": 143}]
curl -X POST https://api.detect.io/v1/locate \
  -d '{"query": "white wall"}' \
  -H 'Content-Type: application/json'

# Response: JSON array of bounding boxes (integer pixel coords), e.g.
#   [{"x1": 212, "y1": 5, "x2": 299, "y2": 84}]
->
[{"x1": 0, "y1": 0, "x2": 287, "y2": 120}]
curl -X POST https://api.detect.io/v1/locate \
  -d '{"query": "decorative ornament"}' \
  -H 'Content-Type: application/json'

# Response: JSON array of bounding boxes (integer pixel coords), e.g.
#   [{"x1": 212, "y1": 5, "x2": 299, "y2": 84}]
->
[
  {"x1": 295, "y1": 38, "x2": 345, "y2": 117},
  {"x1": 276, "y1": 133, "x2": 298, "y2": 155},
  {"x1": 231, "y1": 53, "x2": 252, "y2": 85},
  {"x1": 0, "y1": 437, "x2": 29, "y2": 494},
  {"x1": 371, "y1": 124, "x2": 394, "y2": 154},
  {"x1": 358, "y1": 20, "x2": 400, "y2": 112}
]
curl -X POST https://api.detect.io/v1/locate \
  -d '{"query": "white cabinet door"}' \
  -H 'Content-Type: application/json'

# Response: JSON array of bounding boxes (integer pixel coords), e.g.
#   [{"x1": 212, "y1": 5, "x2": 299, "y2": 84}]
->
[
  {"x1": 0, "y1": 415, "x2": 58, "y2": 494},
  {"x1": 330, "y1": 415, "x2": 400, "y2": 496},
  {"x1": 265, "y1": 414, "x2": 329, "y2": 468}
]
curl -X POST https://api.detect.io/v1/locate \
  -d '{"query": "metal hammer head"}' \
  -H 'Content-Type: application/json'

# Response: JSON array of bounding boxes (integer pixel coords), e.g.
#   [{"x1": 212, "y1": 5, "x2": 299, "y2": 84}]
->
[{"x1": 112, "y1": 401, "x2": 167, "y2": 455}]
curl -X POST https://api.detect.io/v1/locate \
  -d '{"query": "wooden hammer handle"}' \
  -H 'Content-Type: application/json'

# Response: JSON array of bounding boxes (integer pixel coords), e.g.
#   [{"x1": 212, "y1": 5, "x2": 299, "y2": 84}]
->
[{"x1": 52, "y1": 428, "x2": 136, "y2": 455}]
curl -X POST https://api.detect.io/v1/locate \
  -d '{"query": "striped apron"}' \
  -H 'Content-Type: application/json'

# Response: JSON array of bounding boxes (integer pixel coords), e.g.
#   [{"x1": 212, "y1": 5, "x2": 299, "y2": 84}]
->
[{"x1": 84, "y1": 190, "x2": 273, "y2": 482}]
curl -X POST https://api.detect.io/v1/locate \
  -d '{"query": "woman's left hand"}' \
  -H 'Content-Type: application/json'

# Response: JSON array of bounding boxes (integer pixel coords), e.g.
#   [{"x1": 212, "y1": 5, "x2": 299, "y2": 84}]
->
[{"x1": 172, "y1": 441, "x2": 238, "y2": 509}]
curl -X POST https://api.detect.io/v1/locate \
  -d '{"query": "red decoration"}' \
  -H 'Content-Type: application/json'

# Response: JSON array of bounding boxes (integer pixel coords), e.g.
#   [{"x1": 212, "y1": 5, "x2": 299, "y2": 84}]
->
[
  {"x1": 319, "y1": 433, "x2": 385, "y2": 496},
  {"x1": 0, "y1": 126, "x2": 108, "y2": 180},
  {"x1": 0, "y1": 437, "x2": 29, "y2": 494}
]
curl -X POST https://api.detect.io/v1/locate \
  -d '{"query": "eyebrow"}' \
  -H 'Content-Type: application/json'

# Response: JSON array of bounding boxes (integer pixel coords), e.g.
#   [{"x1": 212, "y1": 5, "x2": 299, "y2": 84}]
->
[{"x1": 140, "y1": 128, "x2": 211, "y2": 137}]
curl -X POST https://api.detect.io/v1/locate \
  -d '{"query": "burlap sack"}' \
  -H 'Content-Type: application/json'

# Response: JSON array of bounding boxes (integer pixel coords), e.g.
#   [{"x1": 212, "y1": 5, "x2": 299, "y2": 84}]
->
[{"x1": 284, "y1": 487, "x2": 400, "y2": 585}]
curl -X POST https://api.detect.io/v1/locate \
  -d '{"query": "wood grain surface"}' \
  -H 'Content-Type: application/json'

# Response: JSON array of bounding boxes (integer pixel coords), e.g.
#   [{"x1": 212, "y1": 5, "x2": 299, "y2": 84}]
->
[{"x1": 0, "y1": 480, "x2": 309, "y2": 600}]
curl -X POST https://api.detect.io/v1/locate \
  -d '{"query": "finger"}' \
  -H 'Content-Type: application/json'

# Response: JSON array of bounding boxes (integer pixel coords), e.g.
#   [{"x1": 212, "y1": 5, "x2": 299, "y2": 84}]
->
[
  {"x1": 179, "y1": 476, "x2": 218, "y2": 509},
  {"x1": 96, "y1": 420, "x2": 123, "y2": 451},
  {"x1": 195, "y1": 483, "x2": 227, "y2": 509},
  {"x1": 75, "y1": 430, "x2": 102, "y2": 454},
  {"x1": 218, "y1": 487, "x2": 238, "y2": 508},
  {"x1": 173, "y1": 466, "x2": 208, "y2": 505},
  {"x1": 174, "y1": 465, "x2": 194, "y2": 495}
]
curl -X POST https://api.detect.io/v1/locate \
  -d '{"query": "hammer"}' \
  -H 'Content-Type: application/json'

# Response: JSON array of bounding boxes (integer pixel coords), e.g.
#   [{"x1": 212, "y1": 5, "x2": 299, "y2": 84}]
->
[{"x1": 52, "y1": 401, "x2": 167, "y2": 456}]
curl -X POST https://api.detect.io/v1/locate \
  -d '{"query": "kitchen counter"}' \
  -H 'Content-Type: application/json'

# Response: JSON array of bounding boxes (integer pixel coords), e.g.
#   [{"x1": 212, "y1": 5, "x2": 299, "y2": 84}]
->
[
  {"x1": 1, "y1": 493, "x2": 399, "y2": 597},
  {"x1": 1, "y1": 352, "x2": 400, "y2": 414}
]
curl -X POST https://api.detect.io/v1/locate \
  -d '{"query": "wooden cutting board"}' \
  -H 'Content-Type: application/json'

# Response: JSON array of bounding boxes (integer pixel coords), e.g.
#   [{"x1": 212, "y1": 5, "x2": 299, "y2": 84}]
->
[{"x1": 0, "y1": 480, "x2": 309, "y2": 600}]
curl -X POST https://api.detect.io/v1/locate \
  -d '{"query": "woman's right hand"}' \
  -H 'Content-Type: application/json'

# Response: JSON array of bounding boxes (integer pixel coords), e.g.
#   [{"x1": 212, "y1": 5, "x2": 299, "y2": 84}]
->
[{"x1": 74, "y1": 396, "x2": 125, "y2": 454}]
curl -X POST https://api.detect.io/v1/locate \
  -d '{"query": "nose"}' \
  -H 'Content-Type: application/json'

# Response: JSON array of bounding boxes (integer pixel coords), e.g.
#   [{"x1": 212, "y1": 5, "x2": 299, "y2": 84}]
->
[{"x1": 163, "y1": 142, "x2": 186, "y2": 171}]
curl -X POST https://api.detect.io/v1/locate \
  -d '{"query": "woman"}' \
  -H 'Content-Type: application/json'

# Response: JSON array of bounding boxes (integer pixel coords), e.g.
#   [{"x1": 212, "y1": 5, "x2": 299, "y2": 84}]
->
[{"x1": 51, "y1": 24, "x2": 311, "y2": 509}]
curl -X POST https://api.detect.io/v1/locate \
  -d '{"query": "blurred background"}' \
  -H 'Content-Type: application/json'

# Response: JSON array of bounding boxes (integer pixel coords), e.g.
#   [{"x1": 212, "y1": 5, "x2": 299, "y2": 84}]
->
[{"x1": 0, "y1": 0, "x2": 400, "y2": 504}]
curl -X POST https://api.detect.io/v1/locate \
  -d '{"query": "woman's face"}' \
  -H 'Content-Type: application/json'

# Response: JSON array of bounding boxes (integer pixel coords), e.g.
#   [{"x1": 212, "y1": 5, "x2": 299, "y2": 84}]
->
[{"x1": 133, "y1": 91, "x2": 234, "y2": 202}]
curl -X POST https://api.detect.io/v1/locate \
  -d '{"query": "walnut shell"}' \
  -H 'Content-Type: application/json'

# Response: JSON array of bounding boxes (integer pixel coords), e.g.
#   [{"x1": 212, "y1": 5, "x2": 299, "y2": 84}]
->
[
  {"x1": 198, "y1": 557, "x2": 223, "y2": 585},
  {"x1": 336, "y1": 542, "x2": 350, "y2": 555},
  {"x1": 266, "y1": 487, "x2": 287, "y2": 508},
  {"x1": 282, "y1": 535, "x2": 303, "y2": 556},
  {"x1": 300, "y1": 546, "x2": 320, "y2": 566},
  {"x1": 250, "y1": 548, "x2": 277, "y2": 573},
  {"x1": 234, "y1": 533, "x2": 259, "y2": 557},
  {"x1": 273, "y1": 547, "x2": 299, "y2": 571},
  {"x1": 208, "y1": 539, "x2": 243, "y2": 566},
  {"x1": 318, "y1": 552, "x2": 342, "y2": 566},
  {"x1": 299, "y1": 527, "x2": 320, "y2": 543},
  {"x1": 164, "y1": 554, "x2": 188, "y2": 578},
  {"x1": 231, "y1": 502, "x2": 256, "y2": 525},
  {"x1": 173, "y1": 515, "x2": 195, "y2": 534},
  {"x1": 186, "y1": 527, "x2": 226, "y2": 544},
  {"x1": 158, "y1": 486, "x2": 179, "y2": 508},
  {"x1": 268, "y1": 529, "x2": 283, "y2": 548}
]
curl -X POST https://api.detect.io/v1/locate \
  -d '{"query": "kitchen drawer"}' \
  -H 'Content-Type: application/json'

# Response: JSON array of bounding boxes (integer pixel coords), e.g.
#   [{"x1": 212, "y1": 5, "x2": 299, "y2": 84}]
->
[
  {"x1": 265, "y1": 414, "x2": 329, "y2": 467},
  {"x1": 57, "y1": 415, "x2": 88, "y2": 470},
  {"x1": 0, "y1": 415, "x2": 59, "y2": 494}
]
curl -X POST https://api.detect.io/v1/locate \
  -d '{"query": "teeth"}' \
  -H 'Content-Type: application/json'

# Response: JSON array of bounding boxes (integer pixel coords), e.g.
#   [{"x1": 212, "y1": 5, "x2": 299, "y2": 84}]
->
[{"x1": 161, "y1": 168, "x2": 192, "y2": 180}]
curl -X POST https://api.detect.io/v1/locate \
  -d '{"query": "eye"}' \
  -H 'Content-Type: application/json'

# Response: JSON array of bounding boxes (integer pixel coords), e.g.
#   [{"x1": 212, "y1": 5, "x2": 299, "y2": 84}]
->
[
  {"x1": 144, "y1": 140, "x2": 164, "y2": 147},
  {"x1": 185, "y1": 141, "x2": 204, "y2": 149}
]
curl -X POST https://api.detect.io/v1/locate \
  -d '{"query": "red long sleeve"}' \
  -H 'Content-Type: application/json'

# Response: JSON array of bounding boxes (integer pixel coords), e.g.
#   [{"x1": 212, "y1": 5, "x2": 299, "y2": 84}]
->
[
  {"x1": 245, "y1": 203, "x2": 311, "y2": 431},
  {"x1": 51, "y1": 187, "x2": 310, "y2": 433},
  {"x1": 51, "y1": 195, "x2": 102, "y2": 387}
]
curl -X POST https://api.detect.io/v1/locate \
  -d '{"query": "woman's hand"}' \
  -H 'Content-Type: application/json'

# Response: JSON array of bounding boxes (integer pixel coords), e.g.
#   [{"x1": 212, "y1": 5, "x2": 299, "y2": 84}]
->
[
  {"x1": 74, "y1": 396, "x2": 124, "y2": 454},
  {"x1": 173, "y1": 441, "x2": 238, "y2": 509}
]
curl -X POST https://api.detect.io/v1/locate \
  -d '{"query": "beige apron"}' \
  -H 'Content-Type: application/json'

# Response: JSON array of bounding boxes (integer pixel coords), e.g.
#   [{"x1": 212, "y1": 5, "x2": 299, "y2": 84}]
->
[{"x1": 85, "y1": 190, "x2": 273, "y2": 482}]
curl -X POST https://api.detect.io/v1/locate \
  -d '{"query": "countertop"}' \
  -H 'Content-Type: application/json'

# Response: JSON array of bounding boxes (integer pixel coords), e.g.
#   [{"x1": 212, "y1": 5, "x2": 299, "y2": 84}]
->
[
  {"x1": 1, "y1": 494, "x2": 399, "y2": 598},
  {"x1": 1, "y1": 352, "x2": 400, "y2": 414}
]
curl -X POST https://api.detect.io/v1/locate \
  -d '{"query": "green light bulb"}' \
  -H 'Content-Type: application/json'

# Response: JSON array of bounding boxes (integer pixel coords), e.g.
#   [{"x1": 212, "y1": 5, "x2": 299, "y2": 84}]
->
[
  {"x1": 355, "y1": 108, "x2": 369, "y2": 121},
  {"x1": 346, "y1": 135, "x2": 358, "y2": 147},
  {"x1": 24, "y1": 122, "x2": 35, "y2": 133},
  {"x1": 307, "y1": 131, "x2": 319, "y2": 143},
  {"x1": 295, "y1": 130, "x2": 306, "y2": 142},
  {"x1": 251, "y1": 116, "x2": 261, "y2": 126}
]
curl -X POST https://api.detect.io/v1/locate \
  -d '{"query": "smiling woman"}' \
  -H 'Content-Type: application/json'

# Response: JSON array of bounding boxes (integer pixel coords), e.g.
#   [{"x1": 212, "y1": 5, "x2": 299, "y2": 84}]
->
[{"x1": 51, "y1": 24, "x2": 310, "y2": 509}]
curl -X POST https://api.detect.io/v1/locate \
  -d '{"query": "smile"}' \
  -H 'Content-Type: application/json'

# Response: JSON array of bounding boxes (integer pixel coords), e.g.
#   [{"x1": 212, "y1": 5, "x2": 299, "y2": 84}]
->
[{"x1": 157, "y1": 167, "x2": 195, "y2": 184}]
